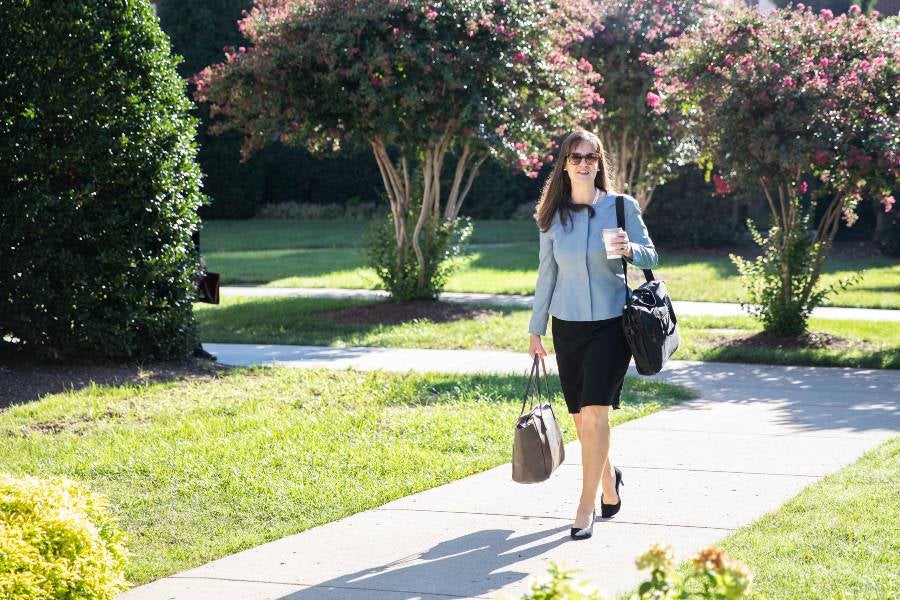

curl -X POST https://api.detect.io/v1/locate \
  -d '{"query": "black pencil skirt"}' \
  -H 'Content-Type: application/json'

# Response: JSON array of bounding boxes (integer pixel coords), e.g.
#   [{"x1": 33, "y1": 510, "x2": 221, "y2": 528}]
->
[{"x1": 551, "y1": 315, "x2": 632, "y2": 414}]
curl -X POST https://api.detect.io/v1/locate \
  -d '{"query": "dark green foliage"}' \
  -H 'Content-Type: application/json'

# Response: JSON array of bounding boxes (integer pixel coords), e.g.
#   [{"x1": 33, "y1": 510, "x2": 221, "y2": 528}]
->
[
  {"x1": 365, "y1": 213, "x2": 473, "y2": 301},
  {"x1": 0, "y1": 0, "x2": 205, "y2": 361},
  {"x1": 156, "y1": 0, "x2": 262, "y2": 219},
  {"x1": 460, "y1": 156, "x2": 544, "y2": 220},
  {"x1": 156, "y1": 0, "x2": 385, "y2": 218},
  {"x1": 875, "y1": 201, "x2": 900, "y2": 257},
  {"x1": 643, "y1": 166, "x2": 744, "y2": 248}
]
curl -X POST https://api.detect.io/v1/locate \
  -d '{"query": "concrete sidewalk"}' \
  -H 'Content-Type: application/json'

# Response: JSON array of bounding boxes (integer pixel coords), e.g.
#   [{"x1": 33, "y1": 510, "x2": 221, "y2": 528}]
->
[
  {"x1": 221, "y1": 285, "x2": 900, "y2": 322},
  {"x1": 123, "y1": 347, "x2": 900, "y2": 599}
]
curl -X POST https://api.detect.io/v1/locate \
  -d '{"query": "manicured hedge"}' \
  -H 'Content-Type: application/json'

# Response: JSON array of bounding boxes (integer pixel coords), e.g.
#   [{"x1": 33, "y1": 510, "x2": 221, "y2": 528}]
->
[{"x1": 0, "y1": 0, "x2": 205, "y2": 361}]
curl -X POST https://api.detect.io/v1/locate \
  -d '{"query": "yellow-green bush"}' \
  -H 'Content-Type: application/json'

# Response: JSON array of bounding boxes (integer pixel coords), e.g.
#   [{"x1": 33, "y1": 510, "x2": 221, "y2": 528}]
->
[{"x1": 0, "y1": 474, "x2": 128, "y2": 600}]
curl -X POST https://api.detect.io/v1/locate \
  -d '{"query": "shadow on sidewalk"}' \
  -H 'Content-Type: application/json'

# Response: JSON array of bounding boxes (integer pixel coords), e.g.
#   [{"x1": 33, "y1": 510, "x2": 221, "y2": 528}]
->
[
  {"x1": 277, "y1": 525, "x2": 570, "y2": 599},
  {"x1": 651, "y1": 362, "x2": 900, "y2": 435}
]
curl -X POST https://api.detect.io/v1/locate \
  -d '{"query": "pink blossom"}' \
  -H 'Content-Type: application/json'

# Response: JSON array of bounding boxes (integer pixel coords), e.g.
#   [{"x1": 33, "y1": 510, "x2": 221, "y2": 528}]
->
[
  {"x1": 370, "y1": 76, "x2": 381, "y2": 86},
  {"x1": 238, "y1": 46, "x2": 246, "y2": 54},
  {"x1": 799, "y1": 181, "x2": 808, "y2": 193},
  {"x1": 849, "y1": 5, "x2": 862, "y2": 16},
  {"x1": 513, "y1": 52, "x2": 527, "y2": 63},
  {"x1": 882, "y1": 195, "x2": 895, "y2": 212},
  {"x1": 873, "y1": 53, "x2": 886, "y2": 67},
  {"x1": 819, "y1": 9, "x2": 834, "y2": 20},
  {"x1": 425, "y1": 9, "x2": 438, "y2": 20},
  {"x1": 646, "y1": 91, "x2": 661, "y2": 108},
  {"x1": 546, "y1": 154, "x2": 554, "y2": 162},
  {"x1": 781, "y1": 76, "x2": 795, "y2": 88},
  {"x1": 712, "y1": 174, "x2": 731, "y2": 195},
  {"x1": 724, "y1": 54, "x2": 734, "y2": 66}
]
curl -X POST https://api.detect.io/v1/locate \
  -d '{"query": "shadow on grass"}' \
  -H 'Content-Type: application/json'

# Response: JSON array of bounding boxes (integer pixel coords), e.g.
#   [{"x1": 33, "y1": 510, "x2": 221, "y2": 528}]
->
[
  {"x1": 683, "y1": 331, "x2": 900, "y2": 370},
  {"x1": 0, "y1": 342, "x2": 228, "y2": 410},
  {"x1": 206, "y1": 247, "x2": 367, "y2": 285},
  {"x1": 197, "y1": 296, "x2": 520, "y2": 347}
]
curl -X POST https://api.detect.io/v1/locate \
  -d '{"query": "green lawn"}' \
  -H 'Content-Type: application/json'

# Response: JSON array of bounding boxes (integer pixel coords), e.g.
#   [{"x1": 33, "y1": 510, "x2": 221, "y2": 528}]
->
[
  {"x1": 0, "y1": 367, "x2": 691, "y2": 585},
  {"x1": 676, "y1": 436, "x2": 900, "y2": 598},
  {"x1": 202, "y1": 220, "x2": 900, "y2": 309},
  {"x1": 196, "y1": 296, "x2": 900, "y2": 369}
]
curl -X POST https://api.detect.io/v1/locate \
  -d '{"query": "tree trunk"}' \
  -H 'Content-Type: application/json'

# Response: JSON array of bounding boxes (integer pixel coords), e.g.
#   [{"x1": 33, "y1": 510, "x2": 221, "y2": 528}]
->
[
  {"x1": 369, "y1": 131, "x2": 487, "y2": 298},
  {"x1": 602, "y1": 131, "x2": 655, "y2": 210}
]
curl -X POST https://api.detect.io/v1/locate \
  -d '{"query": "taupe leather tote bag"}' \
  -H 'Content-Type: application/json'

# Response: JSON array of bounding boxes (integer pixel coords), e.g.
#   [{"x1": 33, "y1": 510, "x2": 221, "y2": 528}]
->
[{"x1": 512, "y1": 356, "x2": 565, "y2": 484}]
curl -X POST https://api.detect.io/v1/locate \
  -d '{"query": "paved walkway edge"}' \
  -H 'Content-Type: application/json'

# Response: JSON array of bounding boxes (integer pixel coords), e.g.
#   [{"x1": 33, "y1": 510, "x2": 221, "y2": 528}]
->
[{"x1": 121, "y1": 348, "x2": 900, "y2": 600}]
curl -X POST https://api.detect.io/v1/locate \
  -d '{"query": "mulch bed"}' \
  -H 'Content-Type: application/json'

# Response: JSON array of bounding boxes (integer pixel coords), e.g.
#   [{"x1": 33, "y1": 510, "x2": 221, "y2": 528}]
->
[
  {"x1": 319, "y1": 299, "x2": 502, "y2": 326},
  {"x1": 699, "y1": 331, "x2": 875, "y2": 352},
  {"x1": 0, "y1": 343, "x2": 227, "y2": 410}
]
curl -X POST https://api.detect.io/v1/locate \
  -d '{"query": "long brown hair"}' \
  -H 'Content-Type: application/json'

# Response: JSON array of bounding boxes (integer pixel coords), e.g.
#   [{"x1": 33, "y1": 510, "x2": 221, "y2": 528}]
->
[{"x1": 534, "y1": 129, "x2": 613, "y2": 232}]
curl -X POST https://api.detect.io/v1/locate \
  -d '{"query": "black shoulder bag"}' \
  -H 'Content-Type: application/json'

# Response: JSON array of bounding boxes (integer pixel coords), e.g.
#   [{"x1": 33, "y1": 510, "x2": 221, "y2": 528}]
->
[{"x1": 616, "y1": 196, "x2": 679, "y2": 375}]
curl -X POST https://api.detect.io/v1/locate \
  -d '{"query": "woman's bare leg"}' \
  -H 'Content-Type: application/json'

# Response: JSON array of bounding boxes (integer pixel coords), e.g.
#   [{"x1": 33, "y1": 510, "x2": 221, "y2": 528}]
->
[
  {"x1": 571, "y1": 406, "x2": 616, "y2": 528},
  {"x1": 572, "y1": 406, "x2": 618, "y2": 528}
]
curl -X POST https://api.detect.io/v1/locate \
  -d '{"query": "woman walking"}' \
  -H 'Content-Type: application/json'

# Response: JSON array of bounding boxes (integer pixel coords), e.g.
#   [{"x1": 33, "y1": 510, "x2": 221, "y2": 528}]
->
[{"x1": 527, "y1": 128, "x2": 658, "y2": 540}]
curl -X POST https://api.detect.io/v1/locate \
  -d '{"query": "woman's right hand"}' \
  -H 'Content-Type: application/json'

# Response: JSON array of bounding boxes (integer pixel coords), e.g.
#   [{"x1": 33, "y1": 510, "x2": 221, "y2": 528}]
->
[{"x1": 528, "y1": 334, "x2": 547, "y2": 359}]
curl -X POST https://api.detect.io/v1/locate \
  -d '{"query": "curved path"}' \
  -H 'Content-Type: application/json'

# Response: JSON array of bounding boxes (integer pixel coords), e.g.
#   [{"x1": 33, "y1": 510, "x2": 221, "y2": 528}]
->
[{"x1": 123, "y1": 346, "x2": 900, "y2": 599}]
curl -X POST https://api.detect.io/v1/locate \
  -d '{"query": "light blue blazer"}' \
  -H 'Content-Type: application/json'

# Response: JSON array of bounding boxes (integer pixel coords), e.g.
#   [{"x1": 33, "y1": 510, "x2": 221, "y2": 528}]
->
[{"x1": 528, "y1": 192, "x2": 658, "y2": 336}]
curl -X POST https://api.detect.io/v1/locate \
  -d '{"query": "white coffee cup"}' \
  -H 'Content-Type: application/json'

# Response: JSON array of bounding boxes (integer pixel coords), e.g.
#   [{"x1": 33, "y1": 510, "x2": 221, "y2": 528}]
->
[{"x1": 602, "y1": 227, "x2": 624, "y2": 259}]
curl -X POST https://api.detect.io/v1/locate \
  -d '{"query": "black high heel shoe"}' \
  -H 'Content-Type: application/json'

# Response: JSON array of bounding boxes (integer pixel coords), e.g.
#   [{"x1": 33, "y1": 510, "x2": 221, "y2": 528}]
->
[
  {"x1": 600, "y1": 467, "x2": 624, "y2": 518},
  {"x1": 570, "y1": 508, "x2": 596, "y2": 540}
]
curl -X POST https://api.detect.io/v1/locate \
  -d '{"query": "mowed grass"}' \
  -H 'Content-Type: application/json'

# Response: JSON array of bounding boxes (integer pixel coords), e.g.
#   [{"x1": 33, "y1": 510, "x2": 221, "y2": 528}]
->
[
  {"x1": 195, "y1": 296, "x2": 900, "y2": 369},
  {"x1": 0, "y1": 367, "x2": 693, "y2": 585},
  {"x1": 676, "y1": 436, "x2": 900, "y2": 598},
  {"x1": 202, "y1": 220, "x2": 900, "y2": 309}
]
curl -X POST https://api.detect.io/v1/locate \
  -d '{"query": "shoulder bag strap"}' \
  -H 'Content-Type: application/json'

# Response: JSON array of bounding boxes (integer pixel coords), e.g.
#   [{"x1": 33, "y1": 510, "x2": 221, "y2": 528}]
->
[
  {"x1": 519, "y1": 356, "x2": 540, "y2": 415},
  {"x1": 616, "y1": 195, "x2": 655, "y2": 295}
]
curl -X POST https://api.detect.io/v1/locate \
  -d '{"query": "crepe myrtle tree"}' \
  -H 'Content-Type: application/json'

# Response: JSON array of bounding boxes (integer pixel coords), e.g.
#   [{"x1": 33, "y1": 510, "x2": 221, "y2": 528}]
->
[
  {"x1": 653, "y1": 3, "x2": 898, "y2": 336},
  {"x1": 194, "y1": 0, "x2": 602, "y2": 299},
  {"x1": 577, "y1": 0, "x2": 715, "y2": 210}
]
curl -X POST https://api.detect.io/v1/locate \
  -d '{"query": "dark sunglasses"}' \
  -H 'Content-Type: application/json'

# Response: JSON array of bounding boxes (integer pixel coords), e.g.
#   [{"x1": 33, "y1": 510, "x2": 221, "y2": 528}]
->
[{"x1": 567, "y1": 152, "x2": 599, "y2": 165}]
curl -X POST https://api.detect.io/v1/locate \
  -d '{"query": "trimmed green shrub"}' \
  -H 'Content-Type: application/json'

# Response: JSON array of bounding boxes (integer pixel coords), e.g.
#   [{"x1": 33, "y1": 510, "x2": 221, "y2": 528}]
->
[
  {"x1": 0, "y1": 0, "x2": 205, "y2": 361},
  {"x1": 0, "y1": 474, "x2": 129, "y2": 599},
  {"x1": 365, "y1": 212, "x2": 473, "y2": 301}
]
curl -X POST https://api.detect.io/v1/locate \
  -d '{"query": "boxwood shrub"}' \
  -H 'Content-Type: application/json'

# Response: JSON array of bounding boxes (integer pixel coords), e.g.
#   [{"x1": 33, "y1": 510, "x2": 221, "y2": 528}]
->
[
  {"x1": 0, "y1": 0, "x2": 206, "y2": 361},
  {"x1": 0, "y1": 474, "x2": 129, "y2": 599}
]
